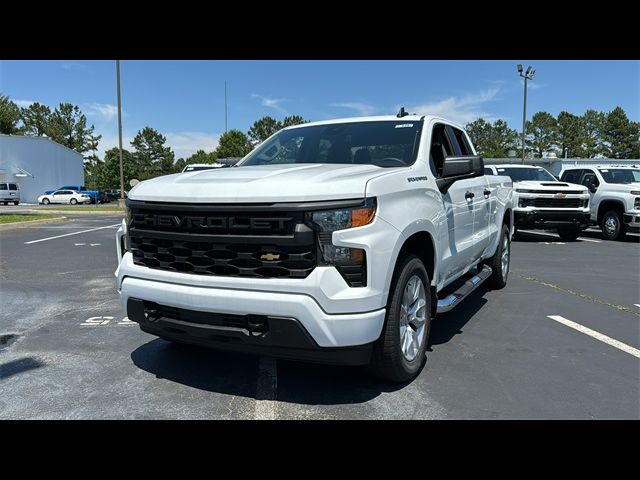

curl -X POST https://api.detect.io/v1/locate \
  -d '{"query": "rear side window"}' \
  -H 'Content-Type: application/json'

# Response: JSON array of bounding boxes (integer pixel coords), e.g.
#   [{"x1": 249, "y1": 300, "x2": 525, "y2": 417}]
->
[
  {"x1": 9, "y1": 183, "x2": 18, "y2": 190},
  {"x1": 0, "y1": 184, "x2": 7, "y2": 190}
]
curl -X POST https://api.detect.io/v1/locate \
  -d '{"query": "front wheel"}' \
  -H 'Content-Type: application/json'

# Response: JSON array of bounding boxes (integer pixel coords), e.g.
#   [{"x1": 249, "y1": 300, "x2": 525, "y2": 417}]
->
[
  {"x1": 600, "y1": 210, "x2": 626, "y2": 241},
  {"x1": 70, "y1": 198, "x2": 78, "y2": 205},
  {"x1": 13, "y1": 201, "x2": 19, "y2": 206},
  {"x1": 42, "y1": 198, "x2": 50, "y2": 205},
  {"x1": 485, "y1": 223, "x2": 510, "y2": 289},
  {"x1": 557, "y1": 226, "x2": 580, "y2": 241},
  {"x1": 370, "y1": 254, "x2": 431, "y2": 383}
]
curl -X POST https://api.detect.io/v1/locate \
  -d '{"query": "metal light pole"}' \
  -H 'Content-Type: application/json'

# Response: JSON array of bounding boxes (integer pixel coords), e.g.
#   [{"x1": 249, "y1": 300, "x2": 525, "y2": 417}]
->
[
  {"x1": 116, "y1": 60, "x2": 125, "y2": 207},
  {"x1": 224, "y1": 80, "x2": 228, "y2": 133},
  {"x1": 517, "y1": 64, "x2": 535, "y2": 164}
]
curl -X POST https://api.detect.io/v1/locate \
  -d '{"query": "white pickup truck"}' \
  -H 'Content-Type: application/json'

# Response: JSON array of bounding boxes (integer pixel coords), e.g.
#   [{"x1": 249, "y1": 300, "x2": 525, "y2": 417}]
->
[
  {"x1": 115, "y1": 114, "x2": 514, "y2": 382},
  {"x1": 485, "y1": 164, "x2": 590, "y2": 241},
  {"x1": 559, "y1": 165, "x2": 640, "y2": 240}
]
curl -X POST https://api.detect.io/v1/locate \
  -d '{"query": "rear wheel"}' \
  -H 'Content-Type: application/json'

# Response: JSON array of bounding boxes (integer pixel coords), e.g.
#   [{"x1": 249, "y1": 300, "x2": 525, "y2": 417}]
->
[
  {"x1": 370, "y1": 254, "x2": 430, "y2": 383},
  {"x1": 485, "y1": 224, "x2": 510, "y2": 289},
  {"x1": 600, "y1": 210, "x2": 626, "y2": 241},
  {"x1": 557, "y1": 226, "x2": 580, "y2": 241},
  {"x1": 70, "y1": 198, "x2": 78, "y2": 205}
]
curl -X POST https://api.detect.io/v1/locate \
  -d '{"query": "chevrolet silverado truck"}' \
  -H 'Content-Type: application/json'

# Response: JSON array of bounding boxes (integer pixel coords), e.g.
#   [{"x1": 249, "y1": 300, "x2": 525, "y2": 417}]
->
[
  {"x1": 115, "y1": 114, "x2": 514, "y2": 382},
  {"x1": 559, "y1": 165, "x2": 640, "y2": 240},
  {"x1": 484, "y1": 164, "x2": 590, "y2": 241}
]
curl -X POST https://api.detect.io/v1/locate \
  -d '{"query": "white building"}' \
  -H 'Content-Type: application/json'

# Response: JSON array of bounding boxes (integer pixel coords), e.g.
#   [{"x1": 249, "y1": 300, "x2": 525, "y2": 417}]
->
[{"x1": 0, "y1": 134, "x2": 84, "y2": 203}]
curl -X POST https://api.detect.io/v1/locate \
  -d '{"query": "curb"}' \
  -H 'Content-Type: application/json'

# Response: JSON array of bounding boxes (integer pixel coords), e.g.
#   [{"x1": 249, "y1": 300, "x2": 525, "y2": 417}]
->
[
  {"x1": 0, "y1": 216, "x2": 68, "y2": 230},
  {"x1": 29, "y1": 209, "x2": 124, "y2": 215}
]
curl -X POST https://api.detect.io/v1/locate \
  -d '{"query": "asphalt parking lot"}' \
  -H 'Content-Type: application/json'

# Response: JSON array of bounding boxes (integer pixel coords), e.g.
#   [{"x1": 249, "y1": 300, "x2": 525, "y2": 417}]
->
[{"x1": 0, "y1": 214, "x2": 638, "y2": 419}]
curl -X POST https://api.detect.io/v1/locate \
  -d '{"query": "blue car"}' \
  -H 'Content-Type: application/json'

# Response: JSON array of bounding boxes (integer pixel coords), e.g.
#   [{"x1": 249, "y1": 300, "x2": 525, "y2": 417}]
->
[{"x1": 44, "y1": 185, "x2": 101, "y2": 203}]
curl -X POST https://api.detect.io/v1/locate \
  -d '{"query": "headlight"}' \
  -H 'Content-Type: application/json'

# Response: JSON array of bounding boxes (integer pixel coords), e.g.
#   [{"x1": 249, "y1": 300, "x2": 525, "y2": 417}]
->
[
  {"x1": 635, "y1": 197, "x2": 640, "y2": 210},
  {"x1": 304, "y1": 198, "x2": 376, "y2": 287},
  {"x1": 630, "y1": 191, "x2": 640, "y2": 196}
]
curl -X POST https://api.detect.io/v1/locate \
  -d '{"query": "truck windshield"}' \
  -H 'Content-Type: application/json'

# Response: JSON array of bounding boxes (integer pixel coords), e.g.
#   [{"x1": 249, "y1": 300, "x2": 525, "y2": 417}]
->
[
  {"x1": 598, "y1": 169, "x2": 640, "y2": 184},
  {"x1": 238, "y1": 120, "x2": 422, "y2": 168},
  {"x1": 496, "y1": 167, "x2": 556, "y2": 182}
]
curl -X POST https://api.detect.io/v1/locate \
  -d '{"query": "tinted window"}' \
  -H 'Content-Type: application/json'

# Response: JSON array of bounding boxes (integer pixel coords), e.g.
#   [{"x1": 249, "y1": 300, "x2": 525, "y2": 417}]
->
[
  {"x1": 580, "y1": 172, "x2": 599, "y2": 187},
  {"x1": 484, "y1": 167, "x2": 494, "y2": 175},
  {"x1": 0, "y1": 184, "x2": 7, "y2": 190},
  {"x1": 240, "y1": 121, "x2": 422, "y2": 168},
  {"x1": 9, "y1": 183, "x2": 18, "y2": 190},
  {"x1": 452, "y1": 127, "x2": 473, "y2": 155},
  {"x1": 598, "y1": 168, "x2": 640, "y2": 184},
  {"x1": 496, "y1": 167, "x2": 556, "y2": 182},
  {"x1": 561, "y1": 169, "x2": 582, "y2": 183},
  {"x1": 429, "y1": 124, "x2": 455, "y2": 177}
]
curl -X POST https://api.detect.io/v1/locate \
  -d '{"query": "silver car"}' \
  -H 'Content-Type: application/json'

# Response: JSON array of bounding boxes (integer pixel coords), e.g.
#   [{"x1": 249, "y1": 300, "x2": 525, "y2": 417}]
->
[{"x1": 0, "y1": 182, "x2": 20, "y2": 205}]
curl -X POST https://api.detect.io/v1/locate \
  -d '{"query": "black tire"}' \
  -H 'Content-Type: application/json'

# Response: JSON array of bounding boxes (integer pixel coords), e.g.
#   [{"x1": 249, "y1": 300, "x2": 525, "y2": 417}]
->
[
  {"x1": 370, "y1": 254, "x2": 431, "y2": 383},
  {"x1": 600, "y1": 209, "x2": 626, "y2": 241},
  {"x1": 2, "y1": 202, "x2": 6, "y2": 206},
  {"x1": 557, "y1": 226, "x2": 580, "y2": 241},
  {"x1": 70, "y1": 198, "x2": 78, "y2": 205},
  {"x1": 13, "y1": 201, "x2": 19, "y2": 206},
  {"x1": 485, "y1": 223, "x2": 510, "y2": 289},
  {"x1": 42, "y1": 198, "x2": 50, "y2": 205}
]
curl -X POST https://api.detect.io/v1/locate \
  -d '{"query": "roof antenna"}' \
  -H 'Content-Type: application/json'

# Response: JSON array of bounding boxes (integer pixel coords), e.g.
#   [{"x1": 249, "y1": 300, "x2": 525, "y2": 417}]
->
[{"x1": 396, "y1": 106, "x2": 409, "y2": 118}]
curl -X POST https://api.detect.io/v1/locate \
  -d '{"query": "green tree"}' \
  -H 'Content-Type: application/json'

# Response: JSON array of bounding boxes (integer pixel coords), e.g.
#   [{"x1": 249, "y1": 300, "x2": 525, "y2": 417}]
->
[
  {"x1": 21, "y1": 102, "x2": 51, "y2": 136},
  {"x1": 281, "y1": 115, "x2": 307, "y2": 128},
  {"x1": 602, "y1": 107, "x2": 639, "y2": 159},
  {"x1": 0, "y1": 94, "x2": 22, "y2": 134},
  {"x1": 47, "y1": 103, "x2": 101, "y2": 154},
  {"x1": 130, "y1": 127, "x2": 175, "y2": 179},
  {"x1": 85, "y1": 148, "x2": 140, "y2": 190},
  {"x1": 556, "y1": 111, "x2": 583, "y2": 158},
  {"x1": 214, "y1": 129, "x2": 252, "y2": 158},
  {"x1": 580, "y1": 109, "x2": 606, "y2": 158},
  {"x1": 248, "y1": 116, "x2": 281, "y2": 145},
  {"x1": 465, "y1": 118, "x2": 518, "y2": 157},
  {"x1": 526, "y1": 112, "x2": 558, "y2": 158}
]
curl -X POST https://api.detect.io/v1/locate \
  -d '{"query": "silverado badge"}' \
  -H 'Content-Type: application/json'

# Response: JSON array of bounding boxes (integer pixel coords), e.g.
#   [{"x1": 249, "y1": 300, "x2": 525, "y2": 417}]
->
[{"x1": 261, "y1": 253, "x2": 280, "y2": 261}]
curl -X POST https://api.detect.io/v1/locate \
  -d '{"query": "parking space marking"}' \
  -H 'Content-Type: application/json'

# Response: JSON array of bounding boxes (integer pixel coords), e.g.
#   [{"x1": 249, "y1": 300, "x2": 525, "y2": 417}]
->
[
  {"x1": 547, "y1": 315, "x2": 640, "y2": 358},
  {"x1": 74, "y1": 243, "x2": 86, "y2": 246},
  {"x1": 255, "y1": 357, "x2": 278, "y2": 420},
  {"x1": 81, "y1": 316, "x2": 114, "y2": 326},
  {"x1": 519, "y1": 230, "x2": 601, "y2": 243},
  {"x1": 24, "y1": 224, "x2": 120, "y2": 244},
  {"x1": 635, "y1": 304, "x2": 640, "y2": 309}
]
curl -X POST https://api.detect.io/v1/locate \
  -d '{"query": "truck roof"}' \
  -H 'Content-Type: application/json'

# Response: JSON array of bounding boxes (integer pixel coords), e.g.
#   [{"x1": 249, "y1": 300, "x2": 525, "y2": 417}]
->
[{"x1": 281, "y1": 114, "x2": 468, "y2": 132}]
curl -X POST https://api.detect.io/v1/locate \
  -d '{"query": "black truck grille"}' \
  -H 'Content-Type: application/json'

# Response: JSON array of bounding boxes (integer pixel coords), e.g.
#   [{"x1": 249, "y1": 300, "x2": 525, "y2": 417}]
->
[
  {"x1": 128, "y1": 201, "x2": 317, "y2": 279},
  {"x1": 528, "y1": 198, "x2": 584, "y2": 208}
]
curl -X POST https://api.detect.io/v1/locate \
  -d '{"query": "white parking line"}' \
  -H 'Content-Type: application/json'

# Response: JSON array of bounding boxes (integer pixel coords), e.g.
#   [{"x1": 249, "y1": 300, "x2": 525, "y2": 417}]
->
[
  {"x1": 547, "y1": 315, "x2": 640, "y2": 358},
  {"x1": 24, "y1": 224, "x2": 120, "y2": 244},
  {"x1": 634, "y1": 304, "x2": 640, "y2": 309}
]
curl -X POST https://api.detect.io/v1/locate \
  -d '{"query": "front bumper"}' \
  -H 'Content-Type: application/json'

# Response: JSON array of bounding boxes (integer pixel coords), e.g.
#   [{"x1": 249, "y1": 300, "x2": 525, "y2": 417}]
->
[
  {"x1": 514, "y1": 209, "x2": 591, "y2": 229},
  {"x1": 623, "y1": 212, "x2": 640, "y2": 231}
]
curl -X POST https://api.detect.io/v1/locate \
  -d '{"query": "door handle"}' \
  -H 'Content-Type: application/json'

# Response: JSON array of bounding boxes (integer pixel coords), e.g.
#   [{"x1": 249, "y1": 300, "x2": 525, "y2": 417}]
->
[
  {"x1": 484, "y1": 189, "x2": 491, "y2": 197},
  {"x1": 465, "y1": 191, "x2": 475, "y2": 200}
]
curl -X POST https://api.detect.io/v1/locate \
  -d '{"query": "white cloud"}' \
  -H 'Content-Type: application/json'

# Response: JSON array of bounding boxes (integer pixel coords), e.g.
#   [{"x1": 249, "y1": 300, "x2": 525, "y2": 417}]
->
[
  {"x1": 251, "y1": 94, "x2": 287, "y2": 113},
  {"x1": 519, "y1": 78, "x2": 545, "y2": 90},
  {"x1": 164, "y1": 131, "x2": 221, "y2": 159},
  {"x1": 404, "y1": 87, "x2": 501, "y2": 125},
  {"x1": 85, "y1": 103, "x2": 120, "y2": 122},
  {"x1": 329, "y1": 102, "x2": 377, "y2": 116},
  {"x1": 14, "y1": 99, "x2": 35, "y2": 108}
]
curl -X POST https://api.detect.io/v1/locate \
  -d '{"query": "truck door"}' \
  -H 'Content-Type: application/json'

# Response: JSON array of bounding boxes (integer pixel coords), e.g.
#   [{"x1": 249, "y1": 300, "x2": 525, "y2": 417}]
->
[
  {"x1": 430, "y1": 123, "x2": 476, "y2": 281},
  {"x1": 447, "y1": 125, "x2": 491, "y2": 261}
]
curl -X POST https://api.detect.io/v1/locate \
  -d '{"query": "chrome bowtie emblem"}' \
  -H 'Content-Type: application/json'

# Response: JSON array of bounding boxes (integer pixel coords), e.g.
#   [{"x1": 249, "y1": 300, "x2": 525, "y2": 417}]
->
[
  {"x1": 555, "y1": 192, "x2": 566, "y2": 198},
  {"x1": 261, "y1": 253, "x2": 280, "y2": 261}
]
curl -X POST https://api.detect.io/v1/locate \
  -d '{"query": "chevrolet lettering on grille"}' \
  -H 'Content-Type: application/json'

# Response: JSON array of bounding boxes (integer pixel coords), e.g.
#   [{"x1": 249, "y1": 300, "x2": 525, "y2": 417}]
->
[{"x1": 132, "y1": 213, "x2": 291, "y2": 232}]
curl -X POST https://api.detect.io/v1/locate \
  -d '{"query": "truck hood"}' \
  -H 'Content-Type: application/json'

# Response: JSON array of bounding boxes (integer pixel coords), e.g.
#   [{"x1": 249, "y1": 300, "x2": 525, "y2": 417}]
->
[
  {"x1": 128, "y1": 163, "x2": 395, "y2": 203},
  {"x1": 513, "y1": 180, "x2": 588, "y2": 193}
]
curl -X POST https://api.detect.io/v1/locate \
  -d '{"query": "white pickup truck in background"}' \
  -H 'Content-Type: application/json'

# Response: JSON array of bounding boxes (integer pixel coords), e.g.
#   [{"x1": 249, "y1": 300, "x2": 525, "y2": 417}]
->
[
  {"x1": 115, "y1": 113, "x2": 514, "y2": 382},
  {"x1": 559, "y1": 165, "x2": 640, "y2": 240},
  {"x1": 485, "y1": 164, "x2": 590, "y2": 241}
]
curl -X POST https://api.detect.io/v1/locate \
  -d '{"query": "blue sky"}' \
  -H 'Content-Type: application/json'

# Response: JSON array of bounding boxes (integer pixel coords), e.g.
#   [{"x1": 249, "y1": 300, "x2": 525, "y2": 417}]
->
[{"x1": 0, "y1": 60, "x2": 637, "y2": 158}]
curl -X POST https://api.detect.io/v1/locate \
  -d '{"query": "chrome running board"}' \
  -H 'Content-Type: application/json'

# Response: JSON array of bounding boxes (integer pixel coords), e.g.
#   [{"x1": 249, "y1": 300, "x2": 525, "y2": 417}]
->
[{"x1": 436, "y1": 265, "x2": 493, "y2": 313}]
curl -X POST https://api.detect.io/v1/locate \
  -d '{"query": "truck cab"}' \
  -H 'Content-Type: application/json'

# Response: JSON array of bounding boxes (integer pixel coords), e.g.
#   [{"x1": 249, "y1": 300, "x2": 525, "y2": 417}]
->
[
  {"x1": 116, "y1": 114, "x2": 513, "y2": 382},
  {"x1": 559, "y1": 165, "x2": 640, "y2": 240}
]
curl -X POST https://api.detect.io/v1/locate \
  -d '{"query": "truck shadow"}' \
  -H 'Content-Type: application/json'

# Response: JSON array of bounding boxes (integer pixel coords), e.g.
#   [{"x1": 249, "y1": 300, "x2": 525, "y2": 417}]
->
[{"x1": 130, "y1": 289, "x2": 488, "y2": 407}]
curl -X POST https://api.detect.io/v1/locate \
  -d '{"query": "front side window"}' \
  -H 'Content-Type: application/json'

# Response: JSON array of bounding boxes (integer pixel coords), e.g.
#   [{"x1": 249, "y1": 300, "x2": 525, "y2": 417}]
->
[
  {"x1": 561, "y1": 169, "x2": 582, "y2": 183},
  {"x1": 9, "y1": 183, "x2": 18, "y2": 190},
  {"x1": 496, "y1": 167, "x2": 556, "y2": 182},
  {"x1": 239, "y1": 121, "x2": 423, "y2": 169},
  {"x1": 429, "y1": 124, "x2": 455, "y2": 178},
  {"x1": 0, "y1": 184, "x2": 7, "y2": 190},
  {"x1": 598, "y1": 168, "x2": 640, "y2": 184},
  {"x1": 580, "y1": 172, "x2": 599, "y2": 188}
]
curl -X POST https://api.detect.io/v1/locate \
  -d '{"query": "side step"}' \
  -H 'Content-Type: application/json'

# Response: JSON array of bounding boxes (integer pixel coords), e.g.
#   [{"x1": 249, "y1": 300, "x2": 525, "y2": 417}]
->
[{"x1": 436, "y1": 265, "x2": 493, "y2": 313}]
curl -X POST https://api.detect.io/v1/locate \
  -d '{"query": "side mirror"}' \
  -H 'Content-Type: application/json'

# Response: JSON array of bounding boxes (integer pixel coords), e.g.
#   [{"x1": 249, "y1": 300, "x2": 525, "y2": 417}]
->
[
  {"x1": 589, "y1": 183, "x2": 597, "y2": 193},
  {"x1": 436, "y1": 155, "x2": 484, "y2": 194}
]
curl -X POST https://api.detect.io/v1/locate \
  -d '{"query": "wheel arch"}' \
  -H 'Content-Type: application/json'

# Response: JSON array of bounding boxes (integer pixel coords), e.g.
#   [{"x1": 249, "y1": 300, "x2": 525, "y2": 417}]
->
[{"x1": 597, "y1": 199, "x2": 625, "y2": 222}]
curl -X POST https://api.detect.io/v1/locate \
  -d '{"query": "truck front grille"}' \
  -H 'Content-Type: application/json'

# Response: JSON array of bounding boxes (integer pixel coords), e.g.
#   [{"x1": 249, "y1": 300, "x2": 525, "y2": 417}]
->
[
  {"x1": 127, "y1": 201, "x2": 317, "y2": 279},
  {"x1": 520, "y1": 198, "x2": 585, "y2": 208}
]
